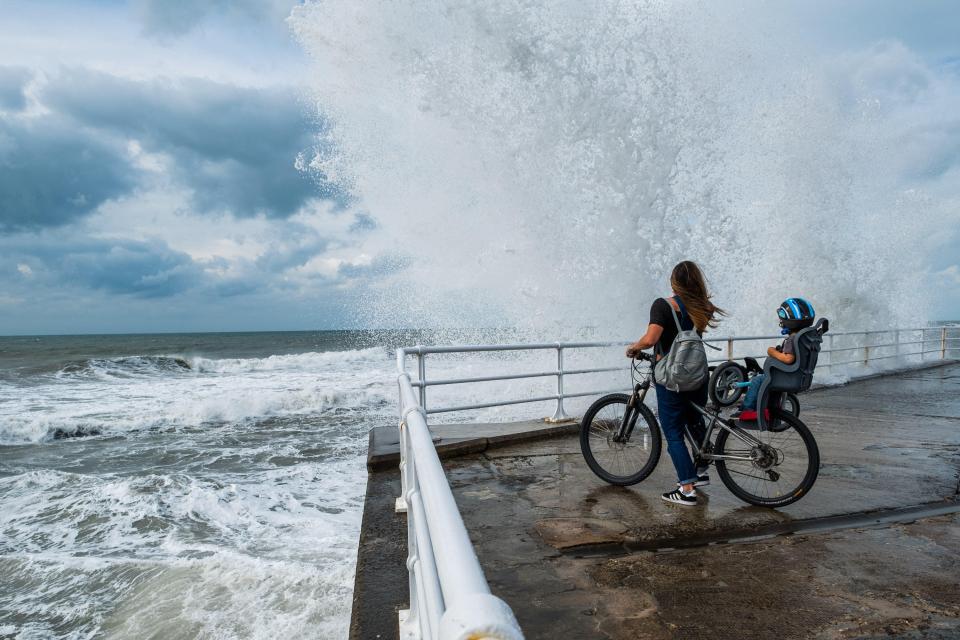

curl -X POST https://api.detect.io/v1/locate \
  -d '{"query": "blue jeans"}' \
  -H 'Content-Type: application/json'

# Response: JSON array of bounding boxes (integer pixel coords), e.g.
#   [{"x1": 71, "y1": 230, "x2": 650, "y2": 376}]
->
[
  {"x1": 742, "y1": 374, "x2": 766, "y2": 410},
  {"x1": 654, "y1": 383, "x2": 708, "y2": 485}
]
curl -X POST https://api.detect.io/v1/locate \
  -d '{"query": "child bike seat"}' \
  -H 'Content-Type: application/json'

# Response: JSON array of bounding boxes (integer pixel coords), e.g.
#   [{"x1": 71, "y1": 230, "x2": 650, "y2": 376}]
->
[{"x1": 756, "y1": 318, "x2": 829, "y2": 430}]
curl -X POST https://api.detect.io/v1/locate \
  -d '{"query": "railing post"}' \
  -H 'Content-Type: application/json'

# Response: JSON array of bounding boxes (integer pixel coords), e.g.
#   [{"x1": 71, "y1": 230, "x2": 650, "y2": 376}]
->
[
  {"x1": 401, "y1": 438, "x2": 418, "y2": 636},
  {"x1": 418, "y1": 351, "x2": 427, "y2": 411},
  {"x1": 396, "y1": 348, "x2": 410, "y2": 515},
  {"x1": 863, "y1": 333, "x2": 870, "y2": 367},
  {"x1": 942, "y1": 327, "x2": 948, "y2": 360},
  {"x1": 549, "y1": 345, "x2": 571, "y2": 422},
  {"x1": 396, "y1": 419, "x2": 409, "y2": 514},
  {"x1": 727, "y1": 338, "x2": 733, "y2": 360}
]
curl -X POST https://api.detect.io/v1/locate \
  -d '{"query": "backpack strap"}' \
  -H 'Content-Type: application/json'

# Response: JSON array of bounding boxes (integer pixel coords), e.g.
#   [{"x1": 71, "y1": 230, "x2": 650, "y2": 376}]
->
[
  {"x1": 654, "y1": 297, "x2": 678, "y2": 358},
  {"x1": 656, "y1": 297, "x2": 696, "y2": 358},
  {"x1": 670, "y1": 296, "x2": 694, "y2": 331},
  {"x1": 668, "y1": 296, "x2": 721, "y2": 351}
]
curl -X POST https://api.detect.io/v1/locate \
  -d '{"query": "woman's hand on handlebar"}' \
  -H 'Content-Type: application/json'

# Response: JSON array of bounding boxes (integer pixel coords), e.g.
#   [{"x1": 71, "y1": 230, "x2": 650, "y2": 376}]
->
[{"x1": 626, "y1": 343, "x2": 649, "y2": 360}]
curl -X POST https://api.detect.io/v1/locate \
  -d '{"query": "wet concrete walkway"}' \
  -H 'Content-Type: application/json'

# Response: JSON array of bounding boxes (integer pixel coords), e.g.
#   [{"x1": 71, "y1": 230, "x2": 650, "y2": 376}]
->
[
  {"x1": 351, "y1": 364, "x2": 960, "y2": 639},
  {"x1": 447, "y1": 364, "x2": 960, "y2": 638}
]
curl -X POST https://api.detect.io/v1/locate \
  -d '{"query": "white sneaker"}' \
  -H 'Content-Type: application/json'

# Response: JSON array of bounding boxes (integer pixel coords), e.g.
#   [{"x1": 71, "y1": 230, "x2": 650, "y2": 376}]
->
[{"x1": 662, "y1": 488, "x2": 697, "y2": 506}]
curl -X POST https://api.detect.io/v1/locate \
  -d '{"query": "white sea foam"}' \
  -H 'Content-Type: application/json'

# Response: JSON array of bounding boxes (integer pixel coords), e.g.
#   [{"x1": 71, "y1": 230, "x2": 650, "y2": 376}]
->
[
  {"x1": 0, "y1": 349, "x2": 394, "y2": 444},
  {"x1": 189, "y1": 347, "x2": 386, "y2": 374},
  {"x1": 0, "y1": 344, "x2": 386, "y2": 637},
  {"x1": 0, "y1": 456, "x2": 364, "y2": 638}
]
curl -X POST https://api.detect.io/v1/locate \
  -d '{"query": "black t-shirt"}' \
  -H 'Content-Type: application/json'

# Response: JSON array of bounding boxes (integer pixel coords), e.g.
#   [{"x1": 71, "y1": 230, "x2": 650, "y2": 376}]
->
[
  {"x1": 649, "y1": 297, "x2": 700, "y2": 355},
  {"x1": 781, "y1": 334, "x2": 795, "y2": 355}
]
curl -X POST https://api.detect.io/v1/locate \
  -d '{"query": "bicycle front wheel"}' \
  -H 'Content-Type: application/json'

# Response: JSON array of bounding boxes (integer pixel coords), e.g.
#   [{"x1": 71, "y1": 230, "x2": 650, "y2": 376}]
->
[
  {"x1": 709, "y1": 361, "x2": 745, "y2": 407},
  {"x1": 714, "y1": 410, "x2": 819, "y2": 507},
  {"x1": 580, "y1": 393, "x2": 662, "y2": 486}
]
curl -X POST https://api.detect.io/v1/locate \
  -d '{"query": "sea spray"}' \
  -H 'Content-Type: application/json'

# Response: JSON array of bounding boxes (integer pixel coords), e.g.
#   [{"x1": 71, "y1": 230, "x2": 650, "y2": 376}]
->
[{"x1": 292, "y1": 1, "x2": 946, "y2": 336}]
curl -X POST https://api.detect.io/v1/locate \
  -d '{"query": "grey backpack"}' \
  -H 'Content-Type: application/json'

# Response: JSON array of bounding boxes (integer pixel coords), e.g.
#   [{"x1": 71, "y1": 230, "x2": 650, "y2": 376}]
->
[{"x1": 654, "y1": 298, "x2": 712, "y2": 392}]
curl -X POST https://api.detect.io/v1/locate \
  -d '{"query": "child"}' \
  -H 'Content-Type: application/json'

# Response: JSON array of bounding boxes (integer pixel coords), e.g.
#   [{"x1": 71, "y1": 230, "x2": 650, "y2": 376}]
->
[{"x1": 733, "y1": 298, "x2": 815, "y2": 421}]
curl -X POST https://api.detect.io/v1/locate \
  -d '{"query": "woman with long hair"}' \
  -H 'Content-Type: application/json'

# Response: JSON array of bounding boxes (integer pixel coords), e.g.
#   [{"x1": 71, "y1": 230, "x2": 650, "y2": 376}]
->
[{"x1": 626, "y1": 260, "x2": 725, "y2": 506}]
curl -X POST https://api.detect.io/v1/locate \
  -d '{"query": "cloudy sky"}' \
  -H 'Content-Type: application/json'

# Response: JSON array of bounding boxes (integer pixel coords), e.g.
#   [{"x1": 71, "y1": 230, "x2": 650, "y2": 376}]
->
[
  {"x1": 0, "y1": 0, "x2": 374, "y2": 334},
  {"x1": 1, "y1": 0, "x2": 959, "y2": 335}
]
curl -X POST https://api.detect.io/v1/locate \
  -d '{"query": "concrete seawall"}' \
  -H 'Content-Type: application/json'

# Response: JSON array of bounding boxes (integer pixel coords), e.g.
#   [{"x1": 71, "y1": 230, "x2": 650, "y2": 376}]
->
[{"x1": 352, "y1": 364, "x2": 960, "y2": 638}]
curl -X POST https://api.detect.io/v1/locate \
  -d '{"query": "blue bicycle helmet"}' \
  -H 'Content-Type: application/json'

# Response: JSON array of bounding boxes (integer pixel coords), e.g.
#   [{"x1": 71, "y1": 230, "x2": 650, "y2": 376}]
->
[{"x1": 778, "y1": 297, "x2": 815, "y2": 333}]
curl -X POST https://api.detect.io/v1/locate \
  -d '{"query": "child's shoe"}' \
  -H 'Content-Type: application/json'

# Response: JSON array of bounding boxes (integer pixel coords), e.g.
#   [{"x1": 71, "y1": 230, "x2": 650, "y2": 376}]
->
[{"x1": 732, "y1": 408, "x2": 770, "y2": 422}]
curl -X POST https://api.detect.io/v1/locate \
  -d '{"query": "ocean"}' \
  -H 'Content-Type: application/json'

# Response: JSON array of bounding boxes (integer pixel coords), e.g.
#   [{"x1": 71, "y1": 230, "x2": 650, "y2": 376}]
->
[{"x1": 0, "y1": 331, "x2": 407, "y2": 639}]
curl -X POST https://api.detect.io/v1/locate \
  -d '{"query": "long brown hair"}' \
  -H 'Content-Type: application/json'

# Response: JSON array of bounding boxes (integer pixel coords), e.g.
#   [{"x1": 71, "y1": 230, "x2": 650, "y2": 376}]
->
[{"x1": 670, "y1": 260, "x2": 725, "y2": 332}]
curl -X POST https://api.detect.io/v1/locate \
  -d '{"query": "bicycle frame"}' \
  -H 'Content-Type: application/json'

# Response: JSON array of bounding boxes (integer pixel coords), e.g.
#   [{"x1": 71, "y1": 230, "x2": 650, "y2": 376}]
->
[
  {"x1": 623, "y1": 356, "x2": 767, "y2": 464},
  {"x1": 683, "y1": 402, "x2": 767, "y2": 464}
]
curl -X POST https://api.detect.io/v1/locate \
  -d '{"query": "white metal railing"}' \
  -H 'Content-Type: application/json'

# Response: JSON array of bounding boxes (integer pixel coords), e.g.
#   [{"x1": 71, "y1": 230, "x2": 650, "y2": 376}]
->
[
  {"x1": 392, "y1": 324, "x2": 957, "y2": 639},
  {"x1": 395, "y1": 368, "x2": 524, "y2": 640},
  {"x1": 402, "y1": 326, "x2": 958, "y2": 420}
]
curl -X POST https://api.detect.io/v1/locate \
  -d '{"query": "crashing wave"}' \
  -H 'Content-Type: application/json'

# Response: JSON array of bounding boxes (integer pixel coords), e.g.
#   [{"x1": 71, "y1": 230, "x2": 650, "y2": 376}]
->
[
  {"x1": 56, "y1": 356, "x2": 193, "y2": 379},
  {"x1": 190, "y1": 348, "x2": 386, "y2": 374}
]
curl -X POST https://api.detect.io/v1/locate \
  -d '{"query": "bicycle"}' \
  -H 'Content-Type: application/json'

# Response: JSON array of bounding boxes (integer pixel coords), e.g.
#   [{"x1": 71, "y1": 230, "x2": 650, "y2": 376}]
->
[{"x1": 579, "y1": 351, "x2": 820, "y2": 508}]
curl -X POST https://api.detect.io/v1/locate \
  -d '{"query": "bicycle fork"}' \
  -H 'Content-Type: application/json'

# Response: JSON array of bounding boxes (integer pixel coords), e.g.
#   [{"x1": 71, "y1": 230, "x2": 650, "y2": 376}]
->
[{"x1": 614, "y1": 381, "x2": 649, "y2": 442}]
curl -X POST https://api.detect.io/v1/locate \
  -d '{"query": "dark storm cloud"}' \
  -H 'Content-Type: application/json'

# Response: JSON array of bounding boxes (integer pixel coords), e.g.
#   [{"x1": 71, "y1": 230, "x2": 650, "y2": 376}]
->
[
  {"x1": 255, "y1": 236, "x2": 330, "y2": 273},
  {"x1": 43, "y1": 68, "x2": 332, "y2": 218},
  {"x1": 1, "y1": 67, "x2": 340, "y2": 233},
  {"x1": 0, "y1": 66, "x2": 31, "y2": 111},
  {"x1": 210, "y1": 277, "x2": 261, "y2": 297},
  {"x1": 60, "y1": 240, "x2": 202, "y2": 298},
  {"x1": 6, "y1": 236, "x2": 204, "y2": 298},
  {"x1": 135, "y1": 0, "x2": 294, "y2": 39},
  {"x1": 0, "y1": 116, "x2": 140, "y2": 231}
]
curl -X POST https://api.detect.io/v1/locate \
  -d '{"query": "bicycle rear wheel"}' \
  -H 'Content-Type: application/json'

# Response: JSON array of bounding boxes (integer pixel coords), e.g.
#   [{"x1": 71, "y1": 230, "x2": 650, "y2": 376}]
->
[
  {"x1": 580, "y1": 393, "x2": 662, "y2": 486},
  {"x1": 714, "y1": 410, "x2": 819, "y2": 507},
  {"x1": 782, "y1": 392, "x2": 800, "y2": 417}
]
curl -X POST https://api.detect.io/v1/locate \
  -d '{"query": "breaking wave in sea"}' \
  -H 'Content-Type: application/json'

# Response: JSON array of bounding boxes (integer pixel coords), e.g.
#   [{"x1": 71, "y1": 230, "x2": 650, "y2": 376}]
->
[
  {"x1": 0, "y1": 348, "x2": 393, "y2": 445},
  {"x1": 0, "y1": 337, "x2": 398, "y2": 639}
]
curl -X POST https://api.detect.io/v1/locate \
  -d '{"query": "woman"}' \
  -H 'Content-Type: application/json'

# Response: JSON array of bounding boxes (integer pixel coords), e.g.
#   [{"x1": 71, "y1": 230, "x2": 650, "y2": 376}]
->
[{"x1": 626, "y1": 261, "x2": 725, "y2": 506}]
